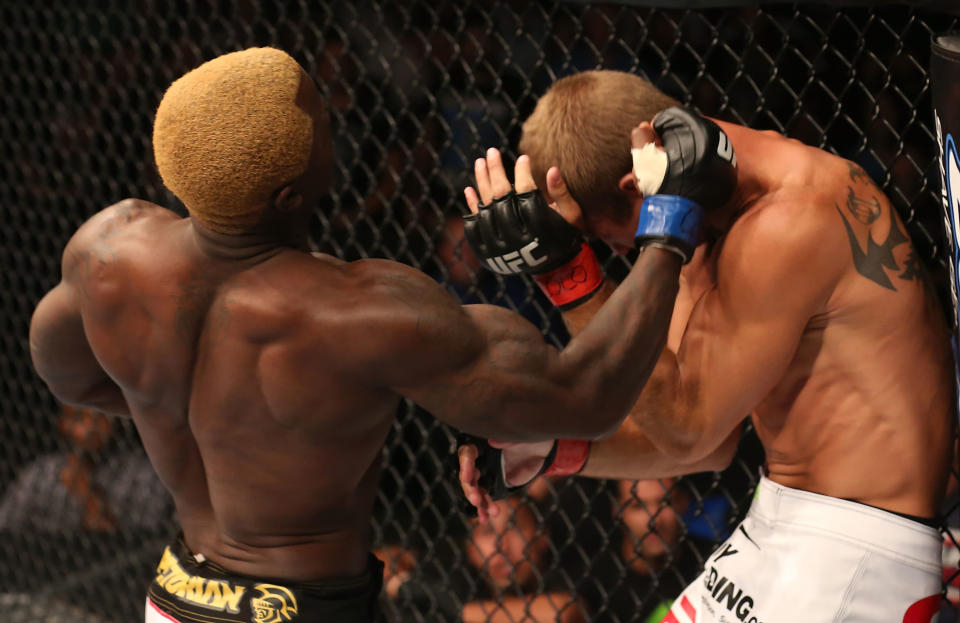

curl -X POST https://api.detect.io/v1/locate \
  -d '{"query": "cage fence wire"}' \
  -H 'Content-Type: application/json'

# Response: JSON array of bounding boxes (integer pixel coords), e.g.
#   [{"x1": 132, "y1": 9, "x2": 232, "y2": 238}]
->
[{"x1": 1, "y1": 1, "x2": 959, "y2": 621}]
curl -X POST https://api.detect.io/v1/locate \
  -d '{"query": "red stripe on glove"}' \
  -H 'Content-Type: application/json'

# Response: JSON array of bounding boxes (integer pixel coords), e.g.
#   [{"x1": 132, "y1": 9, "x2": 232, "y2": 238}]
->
[
  {"x1": 533, "y1": 243, "x2": 604, "y2": 309},
  {"x1": 542, "y1": 439, "x2": 590, "y2": 477}
]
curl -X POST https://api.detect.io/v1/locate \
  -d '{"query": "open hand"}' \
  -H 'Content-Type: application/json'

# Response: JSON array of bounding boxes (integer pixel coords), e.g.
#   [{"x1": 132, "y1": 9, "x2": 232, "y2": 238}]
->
[
  {"x1": 463, "y1": 148, "x2": 583, "y2": 230},
  {"x1": 458, "y1": 444, "x2": 500, "y2": 523}
]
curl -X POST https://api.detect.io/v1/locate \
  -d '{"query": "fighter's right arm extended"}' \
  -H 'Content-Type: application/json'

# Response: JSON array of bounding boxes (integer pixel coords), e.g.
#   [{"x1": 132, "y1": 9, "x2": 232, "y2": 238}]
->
[{"x1": 339, "y1": 247, "x2": 680, "y2": 442}]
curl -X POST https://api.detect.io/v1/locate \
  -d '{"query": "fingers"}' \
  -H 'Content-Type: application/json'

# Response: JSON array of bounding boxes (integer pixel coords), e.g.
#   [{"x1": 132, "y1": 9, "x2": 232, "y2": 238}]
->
[
  {"x1": 632, "y1": 121, "x2": 658, "y2": 149},
  {"x1": 463, "y1": 186, "x2": 480, "y2": 214},
  {"x1": 458, "y1": 444, "x2": 479, "y2": 488},
  {"x1": 514, "y1": 155, "x2": 536, "y2": 193},
  {"x1": 457, "y1": 445, "x2": 489, "y2": 521},
  {"x1": 474, "y1": 149, "x2": 515, "y2": 205},
  {"x1": 545, "y1": 167, "x2": 584, "y2": 228},
  {"x1": 457, "y1": 444, "x2": 501, "y2": 523},
  {"x1": 482, "y1": 492, "x2": 499, "y2": 520},
  {"x1": 474, "y1": 158, "x2": 493, "y2": 205},
  {"x1": 485, "y1": 148, "x2": 512, "y2": 199}
]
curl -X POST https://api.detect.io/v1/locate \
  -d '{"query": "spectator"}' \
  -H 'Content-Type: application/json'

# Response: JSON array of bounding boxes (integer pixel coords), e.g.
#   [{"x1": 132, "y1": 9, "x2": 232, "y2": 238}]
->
[{"x1": 461, "y1": 496, "x2": 586, "y2": 623}]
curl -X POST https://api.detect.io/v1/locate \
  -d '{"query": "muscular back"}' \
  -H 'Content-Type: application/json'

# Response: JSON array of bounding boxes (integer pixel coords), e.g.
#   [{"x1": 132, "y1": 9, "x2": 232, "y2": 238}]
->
[
  {"x1": 61, "y1": 199, "x2": 398, "y2": 581},
  {"x1": 677, "y1": 128, "x2": 955, "y2": 518}
]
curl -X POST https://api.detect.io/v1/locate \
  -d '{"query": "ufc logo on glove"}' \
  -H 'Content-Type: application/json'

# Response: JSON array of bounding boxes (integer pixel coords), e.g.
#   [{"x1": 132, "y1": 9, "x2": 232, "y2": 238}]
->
[{"x1": 484, "y1": 239, "x2": 547, "y2": 274}]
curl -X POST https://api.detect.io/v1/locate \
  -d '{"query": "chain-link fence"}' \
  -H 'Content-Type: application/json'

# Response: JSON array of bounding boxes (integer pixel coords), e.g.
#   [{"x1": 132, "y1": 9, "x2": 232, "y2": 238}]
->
[{"x1": 2, "y1": 2, "x2": 959, "y2": 621}]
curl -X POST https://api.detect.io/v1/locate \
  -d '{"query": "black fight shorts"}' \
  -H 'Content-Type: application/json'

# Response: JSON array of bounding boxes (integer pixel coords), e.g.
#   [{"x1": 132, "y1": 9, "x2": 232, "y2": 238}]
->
[{"x1": 145, "y1": 536, "x2": 383, "y2": 623}]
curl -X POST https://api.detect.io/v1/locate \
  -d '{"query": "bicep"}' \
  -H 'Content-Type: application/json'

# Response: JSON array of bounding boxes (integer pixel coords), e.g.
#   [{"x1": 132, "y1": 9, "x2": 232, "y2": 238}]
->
[
  {"x1": 678, "y1": 285, "x2": 807, "y2": 428},
  {"x1": 674, "y1": 214, "x2": 841, "y2": 448}
]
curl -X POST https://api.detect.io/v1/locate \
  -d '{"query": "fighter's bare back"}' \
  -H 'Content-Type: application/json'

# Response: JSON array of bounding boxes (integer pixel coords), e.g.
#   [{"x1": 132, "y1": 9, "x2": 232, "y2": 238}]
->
[{"x1": 50, "y1": 198, "x2": 406, "y2": 581}]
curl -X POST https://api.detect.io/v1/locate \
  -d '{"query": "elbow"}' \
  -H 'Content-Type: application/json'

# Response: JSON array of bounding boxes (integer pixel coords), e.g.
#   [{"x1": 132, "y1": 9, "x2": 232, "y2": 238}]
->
[
  {"x1": 654, "y1": 435, "x2": 701, "y2": 462},
  {"x1": 704, "y1": 425, "x2": 743, "y2": 472},
  {"x1": 668, "y1": 424, "x2": 742, "y2": 472},
  {"x1": 648, "y1": 419, "x2": 712, "y2": 463},
  {"x1": 39, "y1": 378, "x2": 88, "y2": 410},
  {"x1": 702, "y1": 442, "x2": 737, "y2": 472}
]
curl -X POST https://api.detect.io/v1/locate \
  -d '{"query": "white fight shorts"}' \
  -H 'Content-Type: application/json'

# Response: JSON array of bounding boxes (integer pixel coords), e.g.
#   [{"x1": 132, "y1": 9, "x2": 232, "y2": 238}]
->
[{"x1": 661, "y1": 476, "x2": 941, "y2": 623}]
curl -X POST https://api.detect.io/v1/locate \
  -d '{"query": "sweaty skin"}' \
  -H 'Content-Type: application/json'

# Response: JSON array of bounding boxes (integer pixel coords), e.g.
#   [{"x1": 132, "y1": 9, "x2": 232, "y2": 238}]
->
[
  {"x1": 28, "y1": 74, "x2": 687, "y2": 583},
  {"x1": 575, "y1": 121, "x2": 954, "y2": 519},
  {"x1": 461, "y1": 120, "x2": 954, "y2": 523}
]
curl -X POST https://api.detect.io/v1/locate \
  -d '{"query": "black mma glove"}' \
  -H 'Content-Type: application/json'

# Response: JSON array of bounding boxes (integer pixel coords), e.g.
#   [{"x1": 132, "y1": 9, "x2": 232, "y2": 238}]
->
[
  {"x1": 463, "y1": 190, "x2": 603, "y2": 309},
  {"x1": 631, "y1": 107, "x2": 739, "y2": 262},
  {"x1": 455, "y1": 432, "x2": 589, "y2": 517},
  {"x1": 651, "y1": 106, "x2": 738, "y2": 212}
]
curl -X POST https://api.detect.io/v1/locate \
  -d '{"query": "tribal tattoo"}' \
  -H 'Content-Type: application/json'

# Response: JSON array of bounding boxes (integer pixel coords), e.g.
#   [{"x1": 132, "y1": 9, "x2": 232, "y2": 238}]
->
[
  {"x1": 841, "y1": 186, "x2": 881, "y2": 225},
  {"x1": 847, "y1": 162, "x2": 873, "y2": 186},
  {"x1": 835, "y1": 185, "x2": 918, "y2": 291}
]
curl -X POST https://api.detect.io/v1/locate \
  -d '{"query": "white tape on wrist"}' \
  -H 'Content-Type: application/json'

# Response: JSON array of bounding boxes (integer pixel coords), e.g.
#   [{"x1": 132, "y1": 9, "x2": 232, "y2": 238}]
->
[{"x1": 631, "y1": 143, "x2": 668, "y2": 197}]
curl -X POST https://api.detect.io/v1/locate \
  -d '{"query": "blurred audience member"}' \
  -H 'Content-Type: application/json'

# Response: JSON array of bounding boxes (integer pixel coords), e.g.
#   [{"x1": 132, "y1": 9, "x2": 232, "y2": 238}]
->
[
  {"x1": 617, "y1": 479, "x2": 687, "y2": 578},
  {"x1": 58, "y1": 406, "x2": 117, "y2": 531},
  {"x1": 461, "y1": 496, "x2": 586, "y2": 623}
]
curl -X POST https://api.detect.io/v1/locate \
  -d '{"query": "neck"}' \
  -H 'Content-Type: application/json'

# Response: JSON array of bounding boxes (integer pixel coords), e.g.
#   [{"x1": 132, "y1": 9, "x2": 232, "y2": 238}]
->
[
  {"x1": 189, "y1": 218, "x2": 310, "y2": 261},
  {"x1": 707, "y1": 121, "x2": 784, "y2": 232}
]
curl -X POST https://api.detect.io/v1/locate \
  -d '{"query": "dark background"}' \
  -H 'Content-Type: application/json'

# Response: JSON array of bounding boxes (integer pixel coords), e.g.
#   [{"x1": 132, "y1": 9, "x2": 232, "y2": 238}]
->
[{"x1": 1, "y1": 2, "x2": 958, "y2": 621}]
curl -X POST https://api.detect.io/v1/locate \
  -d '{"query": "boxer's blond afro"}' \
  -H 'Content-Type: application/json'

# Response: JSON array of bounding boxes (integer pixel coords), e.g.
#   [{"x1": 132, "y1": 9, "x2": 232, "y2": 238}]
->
[{"x1": 153, "y1": 47, "x2": 313, "y2": 234}]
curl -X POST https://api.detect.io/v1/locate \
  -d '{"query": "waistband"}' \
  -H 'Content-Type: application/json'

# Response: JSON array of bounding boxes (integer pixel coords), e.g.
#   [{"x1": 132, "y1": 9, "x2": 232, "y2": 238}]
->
[
  {"x1": 147, "y1": 535, "x2": 384, "y2": 623},
  {"x1": 748, "y1": 476, "x2": 940, "y2": 571}
]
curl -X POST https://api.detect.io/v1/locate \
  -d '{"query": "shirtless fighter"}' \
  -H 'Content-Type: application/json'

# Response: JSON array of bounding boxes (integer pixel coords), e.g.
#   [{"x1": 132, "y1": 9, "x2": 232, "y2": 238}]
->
[
  {"x1": 459, "y1": 70, "x2": 954, "y2": 621},
  {"x1": 27, "y1": 50, "x2": 706, "y2": 622}
]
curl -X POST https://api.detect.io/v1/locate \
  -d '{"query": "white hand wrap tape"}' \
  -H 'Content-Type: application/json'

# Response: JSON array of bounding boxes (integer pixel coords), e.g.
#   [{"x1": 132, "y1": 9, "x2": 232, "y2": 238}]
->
[{"x1": 631, "y1": 143, "x2": 668, "y2": 197}]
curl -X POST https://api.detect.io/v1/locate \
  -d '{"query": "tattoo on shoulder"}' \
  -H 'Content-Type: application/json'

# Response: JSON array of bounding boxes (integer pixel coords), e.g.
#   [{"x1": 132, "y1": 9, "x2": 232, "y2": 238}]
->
[
  {"x1": 835, "y1": 186, "x2": 919, "y2": 291},
  {"x1": 841, "y1": 187, "x2": 881, "y2": 225},
  {"x1": 847, "y1": 162, "x2": 873, "y2": 186}
]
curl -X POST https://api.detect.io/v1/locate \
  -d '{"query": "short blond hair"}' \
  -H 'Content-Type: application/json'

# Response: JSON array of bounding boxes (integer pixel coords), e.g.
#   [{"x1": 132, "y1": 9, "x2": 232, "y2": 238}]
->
[
  {"x1": 153, "y1": 47, "x2": 314, "y2": 234},
  {"x1": 519, "y1": 70, "x2": 679, "y2": 221}
]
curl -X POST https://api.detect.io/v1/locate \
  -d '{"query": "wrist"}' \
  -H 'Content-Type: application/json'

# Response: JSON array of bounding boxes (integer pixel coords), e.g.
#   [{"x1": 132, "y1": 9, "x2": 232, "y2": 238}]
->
[
  {"x1": 532, "y1": 243, "x2": 604, "y2": 309},
  {"x1": 542, "y1": 439, "x2": 591, "y2": 477},
  {"x1": 634, "y1": 195, "x2": 702, "y2": 263}
]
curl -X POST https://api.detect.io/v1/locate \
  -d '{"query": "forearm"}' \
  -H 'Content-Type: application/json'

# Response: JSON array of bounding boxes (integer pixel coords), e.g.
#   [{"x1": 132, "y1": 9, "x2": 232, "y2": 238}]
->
[
  {"x1": 554, "y1": 247, "x2": 680, "y2": 437},
  {"x1": 557, "y1": 280, "x2": 616, "y2": 337},
  {"x1": 442, "y1": 248, "x2": 679, "y2": 441},
  {"x1": 580, "y1": 414, "x2": 740, "y2": 479}
]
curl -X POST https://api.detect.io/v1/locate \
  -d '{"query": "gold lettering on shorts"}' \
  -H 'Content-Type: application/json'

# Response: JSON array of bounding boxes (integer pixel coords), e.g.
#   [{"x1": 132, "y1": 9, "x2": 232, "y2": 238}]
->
[{"x1": 153, "y1": 546, "x2": 246, "y2": 614}]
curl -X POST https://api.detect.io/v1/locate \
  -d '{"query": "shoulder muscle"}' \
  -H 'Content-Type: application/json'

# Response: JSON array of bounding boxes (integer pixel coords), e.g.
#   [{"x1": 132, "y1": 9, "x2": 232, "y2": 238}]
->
[
  {"x1": 61, "y1": 199, "x2": 175, "y2": 283},
  {"x1": 303, "y1": 259, "x2": 485, "y2": 387},
  {"x1": 717, "y1": 200, "x2": 844, "y2": 318}
]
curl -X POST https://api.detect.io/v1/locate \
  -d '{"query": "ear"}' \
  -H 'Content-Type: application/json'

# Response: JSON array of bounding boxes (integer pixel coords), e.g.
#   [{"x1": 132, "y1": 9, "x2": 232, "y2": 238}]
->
[
  {"x1": 618, "y1": 172, "x2": 641, "y2": 198},
  {"x1": 272, "y1": 185, "x2": 304, "y2": 213}
]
